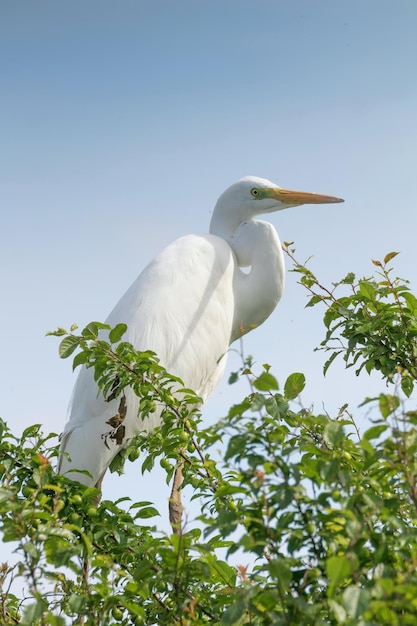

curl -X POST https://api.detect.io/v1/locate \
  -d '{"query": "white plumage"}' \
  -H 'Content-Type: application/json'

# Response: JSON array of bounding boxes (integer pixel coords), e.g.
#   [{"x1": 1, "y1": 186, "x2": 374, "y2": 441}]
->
[{"x1": 58, "y1": 176, "x2": 343, "y2": 486}]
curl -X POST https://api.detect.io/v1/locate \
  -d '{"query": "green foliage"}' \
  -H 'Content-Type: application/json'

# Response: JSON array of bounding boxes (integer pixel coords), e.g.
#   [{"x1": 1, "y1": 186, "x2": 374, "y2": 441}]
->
[
  {"x1": 284, "y1": 245, "x2": 417, "y2": 397},
  {"x1": 2, "y1": 252, "x2": 417, "y2": 623}
]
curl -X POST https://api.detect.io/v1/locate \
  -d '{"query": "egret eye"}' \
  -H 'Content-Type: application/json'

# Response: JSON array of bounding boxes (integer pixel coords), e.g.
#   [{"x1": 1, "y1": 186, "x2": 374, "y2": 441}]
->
[{"x1": 250, "y1": 188, "x2": 260, "y2": 197}]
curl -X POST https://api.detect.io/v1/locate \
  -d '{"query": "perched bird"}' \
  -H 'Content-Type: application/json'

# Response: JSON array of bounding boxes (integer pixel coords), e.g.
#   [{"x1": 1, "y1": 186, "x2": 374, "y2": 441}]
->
[{"x1": 58, "y1": 176, "x2": 343, "y2": 491}]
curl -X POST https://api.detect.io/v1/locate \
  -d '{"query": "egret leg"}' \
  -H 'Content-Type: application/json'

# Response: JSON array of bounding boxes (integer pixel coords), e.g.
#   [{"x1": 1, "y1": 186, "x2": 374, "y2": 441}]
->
[
  {"x1": 169, "y1": 460, "x2": 184, "y2": 534},
  {"x1": 92, "y1": 472, "x2": 106, "y2": 505}
]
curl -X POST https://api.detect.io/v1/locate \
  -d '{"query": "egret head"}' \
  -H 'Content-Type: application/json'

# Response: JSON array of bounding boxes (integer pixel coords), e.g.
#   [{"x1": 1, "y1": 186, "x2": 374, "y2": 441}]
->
[
  {"x1": 221, "y1": 175, "x2": 343, "y2": 212},
  {"x1": 210, "y1": 175, "x2": 344, "y2": 236}
]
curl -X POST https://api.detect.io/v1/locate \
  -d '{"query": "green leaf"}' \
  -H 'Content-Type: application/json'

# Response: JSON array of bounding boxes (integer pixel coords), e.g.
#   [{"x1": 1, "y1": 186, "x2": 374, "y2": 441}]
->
[
  {"x1": 214, "y1": 560, "x2": 237, "y2": 586},
  {"x1": 401, "y1": 375, "x2": 414, "y2": 398},
  {"x1": 225, "y1": 435, "x2": 246, "y2": 461},
  {"x1": 342, "y1": 586, "x2": 371, "y2": 619},
  {"x1": 326, "y1": 555, "x2": 352, "y2": 597},
  {"x1": 250, "y1": 393, "x2": 265, "y2": 411},
  {"x1": 284, "y1": 373, "x2": 306, "y2": 400},
  {"x1": 81, "y1": 321, "x2": 110, "y2": 339},
  {"x1": 323, "y1": 306, "x2": 339, "y2": 329},
  {"x1": 268, "y1": 558, "x2": 293, "y2": 590},
  {"x1": 68, "y1": 594, "x2": 85, "y2": 612},
  {"x1": 0, "y1": 487, "x2": 15, "y2": 502},
  {"x1": 22, "y1": 541, "x2": 40, "y2": 559},
  {"x1": 329, "y1": 600, "x2": 347, "y2": 621},
  {"x1": 323, "y1": 350, "x2": 342, "y2": 376},
  {"x1": 109, "y1": 323, "x2": 128, "y2": 344},
  {"x1": 403, "y1": 292, "x2": 417, "y2": 313},
  {"x1": 109, "y1": 449, "x2": 127, "y2": 475},
  {"x1": 21, "y1": 424, "x2": 42, "y2": 439},
  {"x1": 46, "y1": 616, "x2": 67, "y2": 626},
  {"x1": 359, "y1": 281, "x2": 376, "y2": 301},
  {"x1": 141, "y1": 453, "x2": 155, "y2": 473},
  {"x1": 252, "y1": 371, "x2": 279, "y2": 391},
  {"x1": 221, "y1": 598, "x2": 246, "y2": 625},
  {"x1": 324, "y1": 421, "x2": 344, "y2": 446},
  {"x1": 379, "y1": 393, "x2": 400, "y2": 418},
  {"x1": 134, "y1": 506, "x2": 160, "y2": 519},
  {"x1": 21, "y1": 600, "x2": 49, "y2": 625},
  {"x1": 59, "y1": 335, "x2": 81, "y2": 359},
  {"x1": 265, "y1": 396, "x2": 280, "y2": 419},
  {"x1": 227, "y1": 399, "x2": 251, "y2": 419},
  {"x1": 340, "y1": 272, "x2": 355, "y2": 285},
  {"x1": 305, "y1": 294, "x2": 322, "y2": 307},
  {"x1": 44, "y1": 536, "x2": 79, "y2": 567},
  {"x1": 72, "y1": 350, "x2": 88, "y2": 370},
  {"x1": 363, "y1": 424, "x2": 387, "y2": 441},
  {"x1": 46, "y1": 326, "x2": 67, "y2": 337}
]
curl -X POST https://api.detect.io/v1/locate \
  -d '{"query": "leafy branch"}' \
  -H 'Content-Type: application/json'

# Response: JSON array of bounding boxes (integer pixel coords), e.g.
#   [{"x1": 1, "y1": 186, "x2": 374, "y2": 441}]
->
[
  {"x1": 2, "y1": 253, "x2": 417, "y2": 623},
  {"x1": 284, "y1": 244, "x2": 417, "y2": 396}
]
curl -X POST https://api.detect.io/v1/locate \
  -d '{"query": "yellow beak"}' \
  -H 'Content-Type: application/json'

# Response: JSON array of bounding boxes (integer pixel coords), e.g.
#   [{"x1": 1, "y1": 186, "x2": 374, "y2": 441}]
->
[{"x1": 269, "y1": 188, "x2": 344, "y2": 205}]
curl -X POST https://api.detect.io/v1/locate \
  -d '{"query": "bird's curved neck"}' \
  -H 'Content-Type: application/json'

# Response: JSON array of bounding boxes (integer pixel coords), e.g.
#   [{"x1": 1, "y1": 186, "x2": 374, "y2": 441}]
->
[
  {"x1": 209, "y1": 203, "x2": 252, "y2": 238},
  {"x1": 209, "y1": 198, "x2": 284, "y2": 343},
  {"x1": 230, "y1": 220, "x2": 285, "y2": 342}
]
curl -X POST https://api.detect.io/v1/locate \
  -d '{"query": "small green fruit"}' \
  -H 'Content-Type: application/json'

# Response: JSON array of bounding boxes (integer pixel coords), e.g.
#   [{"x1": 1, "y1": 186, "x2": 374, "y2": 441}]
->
[
  {"x1": 55, "y1": 499, "x2": 65, "y2": 514},
  {"x1": 128, "y1": 448, "x2": 140, "y2": 462},
  {"x1": 87, "y1": 506, "x2": 98, "y2": 517},
  {"x1": 160, "y1": 458, "x2": 173, "y2": 471},
  {"x1": 178, "y1": 431, "x2": 189, "y2": 444}
]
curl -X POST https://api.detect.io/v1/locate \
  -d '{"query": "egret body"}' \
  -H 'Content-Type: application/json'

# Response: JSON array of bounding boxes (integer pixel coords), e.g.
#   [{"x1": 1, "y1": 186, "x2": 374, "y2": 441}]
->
[{"x1": 58, "y1": 176, "x2": 343, "y2": 488}]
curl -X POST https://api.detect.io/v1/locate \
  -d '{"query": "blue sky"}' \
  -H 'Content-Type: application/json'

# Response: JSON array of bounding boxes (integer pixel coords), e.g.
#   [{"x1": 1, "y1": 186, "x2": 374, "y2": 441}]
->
[{"x1": 1, "y1": 1, "x2": 417, "y2": 525}]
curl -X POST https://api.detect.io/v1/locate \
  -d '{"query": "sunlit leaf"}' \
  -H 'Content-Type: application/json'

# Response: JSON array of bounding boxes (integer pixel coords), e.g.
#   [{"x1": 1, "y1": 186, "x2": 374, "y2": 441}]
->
[
  {"x1": 81, "y1": 321, "x2": 110, "y2": 339},
  {"x1": 359, "y1": 281, "x2": 376, "y2": 301},
  {"x1": 383, "y1": 251, "x2": 399, "y2": 264},
  {"x1": 134, "y1": 506, "x2": 160, "y2": 519},
  {"x1": 324, "y1": 421, "x2": 344, "y2": 446},
  {"x1": 59, "y1": 335, "x2": 81, "y2": 359},
  {"x1": 343, "y1": 586, "x2": 371, "y2": 619},
  {"x1": 284, "y1": 372, "x2": 305, "y2": 399},
  {"x1": 268, "y1": 558, "x2": 292, "y2": 590},
  {"x1": 109, "y1": 323, "x2": 128, "y2": 344},
  {"x1": 401, "y1": 375, "x2": 414, "y2": 398},
  {"x1": 250, "y1": 392, "x2": 265, "y2": 411},
  {"x1": 72, "y1": 350, "x2": 88, "y2": 370},
  {"x1": 326, "y1": 556, "x2": 352, "y2": 597},
  {"x1": 252, "y1": 371, "x2": 279, "y2": 391},
  {"x1": 213, "y1": 560, "x2": 237, "y2": 586},
  {"x1": 379, "y1": 393, "x2": 400, "y2": 418},
  {"x1": 363, "y1": 424, "x2": 387, "y2": 441},
  {"x1": 403, "y1": 292, "x2": 417, "y2": 313}
]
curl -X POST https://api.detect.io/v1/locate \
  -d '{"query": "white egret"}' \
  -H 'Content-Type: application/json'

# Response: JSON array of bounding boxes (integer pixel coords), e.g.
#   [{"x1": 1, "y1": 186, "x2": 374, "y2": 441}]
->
[{"x1": 58, "y1": 176, "x2": 343, "y2": 502}]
